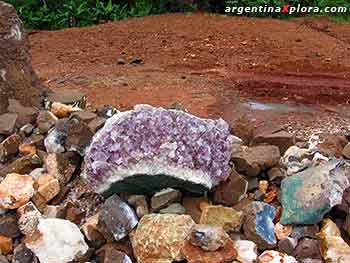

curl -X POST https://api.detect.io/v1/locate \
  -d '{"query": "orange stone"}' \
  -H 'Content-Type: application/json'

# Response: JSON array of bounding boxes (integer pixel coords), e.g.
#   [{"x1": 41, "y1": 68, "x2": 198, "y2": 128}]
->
[
  {"x1": 19, "y1": 144, "x2": 37, "y2": 155},
  {"x1": 0, "y1": 235, "x2": 13, "y2": 255},
  {"x1": 182, "y1": 238, "x2": 237, "y2": 263},
  {"x1": 0, "y1": 173, "x2": 34, "y2": 209},
  {"x1": 51, "y1": 102, "x2": 81, "y2": 118},
  {"x1": 32, "y1": 175, "x2": 60, "y2": 208}
]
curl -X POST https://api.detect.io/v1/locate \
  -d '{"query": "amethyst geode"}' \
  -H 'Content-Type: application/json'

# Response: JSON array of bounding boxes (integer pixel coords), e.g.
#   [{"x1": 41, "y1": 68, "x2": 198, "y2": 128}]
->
[{"x1": 84, "y1": 105, "x2": 241, "y2": 195}]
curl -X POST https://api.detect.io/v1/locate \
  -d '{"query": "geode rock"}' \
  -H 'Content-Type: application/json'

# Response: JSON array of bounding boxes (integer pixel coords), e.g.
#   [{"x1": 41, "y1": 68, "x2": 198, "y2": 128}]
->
[
  {"x1": 280, "y1": 160, "x2": 350, "y2": 225},
  {"x1": 84, "y1": 105, "x2": 240, "y2": 195},
  {"x1": 0, "y1": 2, "x2": 45, "y2": 114}
]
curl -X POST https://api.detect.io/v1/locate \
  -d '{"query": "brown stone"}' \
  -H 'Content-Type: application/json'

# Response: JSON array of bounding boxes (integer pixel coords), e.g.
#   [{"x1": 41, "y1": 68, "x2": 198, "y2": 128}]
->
[
  {"x1": 0, "y1": 113, "x2": 17, "y2": 135},
  {"x1": 96, "y1": 243, "x2": 133, "y2": 263},
  {"x1": 295, "y1": 238, "x2": 322, "y2": 261},
  {"x1": 0, "y1": 154, "x2": 42, "y2": 177},
  {"x1": 88, "y1": 116, "x2": 106, "y2": 133},
  {"x1": 131, "y1": 214, "x2": 195, "y2": 262},
  {"x1": 151, "y1": 188, "x2": 182, "y2": 210},
  {"x1": 318, "y1": 133, "x2": 348, "y2": 158},
  {"x1": 0, "y1": 213, "x2": 21, "y2": 238},
  {"x1": 0, "y1": 235, "x2": 12, "y2": 255},
  {"x1": 71, "y1": 111, "x2": 97, "y2": 123},
  {"x1": 0, "y1": 173, "x2": 34, "y2": 209},
  {"x1": 81, "y1": 213, "x2": 105, "y2": 245},
  {"x1": 36, "y1": 111, "x2": 58, "y2": 134},
  {"x1": 342, "y1": 143, "x2": 350, "y2": 159},
  {"x1": 0, "y1": 2, "x2": 45, "y2": 114},
  {"x1": 182, "y1": 196, "x2": 209, "y2": 223},
  {"x1": 32, "y1": 175, "x2": 60, "y2": 208},
  {"x1": 182, "y1": 238, "x2": 237, "y2": 263},
  {"x1": 65, "y1": 117, "x2": 93, "y2": 155},
  {"x1": 44, "y1": 153, "x2": 76, "y2": 186},
  {"x1": 278, "y1": 237, "x2": 298, "y2": 255},
  {"x1": 0, "y1": 133, "x2": 21, "y2": 163},
  {"x1": 252, "y1": 130, "x2": 296, "y2": 154},
  {"x1": 231, "y1": 145, "x2": 281, "y2": 177},
  {"x1": 65, "y1": 202, "x2": 86, "y2": 225},
  {"x1": 126, "y1": 195, "x2": 149, "y2": 218},
  {"x1": 213, "y1": 170, "x2": 248, "y2": 206},
  {"x1": 7, "y1": 99, "x2": 38, "y2": 127},
  {"x1": 200, "y1": 205, "x2": 243, "y2": 232}
]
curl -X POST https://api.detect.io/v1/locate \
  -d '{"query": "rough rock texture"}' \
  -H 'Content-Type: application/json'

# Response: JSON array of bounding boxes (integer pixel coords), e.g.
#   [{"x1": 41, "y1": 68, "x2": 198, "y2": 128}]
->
[
  {"x1": 0, "y1": 173, "x2": 34, "y2": 209},
  {"x1": 200, "y1": 205, "x2": 243, "y2": 232},
  {"x1": 258, "y1": 250, "x2": 298, "y2": 263},
  {"x1": 280, "y1": 160, "x2": 350, "y2": 225},
  {"x1": 25, "y1": 218, "x2": 89, "y2": 263},
  {"x1": 151, "y1": 188, "x2": 182, "y2": 210},
  {"x1": 98, "y1": 195, "x2": 138, "y2": 241},
  {"x1": 189, "y1": 225, "x2": 229, "y2": 252},
  {"x1": 242, "y1": 201, "x2": 277, "y2": 249},
  {"x1": 251, "y1": 130, "x2": 296, "y2": 155},
  {"x1": 0, "y1": 1, "x2": 45, "y2": 114},
  {"x1": 213, "y1": 170, "x2": 248, "y2": 206},
  {"x1": 232, "y1": 145, "x2": 280, "y2": 177},
  {"x1": 131, "y1": 214, "x2": 195, "y2": 263},
  {"x1": 317, "y1": 219, "x2": 350, "y2": 263},
  {"x1": 84, "y1": 105, "x2": 240, "y2": 195},
  {"x1": 182, "y1": 238, "x2": 237, "y2": 263},
  {"x1": 233, "y1": 240, "x2": 258, "y2": 263}
]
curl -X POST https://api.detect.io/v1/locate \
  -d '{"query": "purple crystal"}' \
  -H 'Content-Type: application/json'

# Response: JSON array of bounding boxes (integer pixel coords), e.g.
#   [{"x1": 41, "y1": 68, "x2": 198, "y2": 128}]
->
[{"x1": 84, "y1": 105, "x2": 241, "y2": 194}]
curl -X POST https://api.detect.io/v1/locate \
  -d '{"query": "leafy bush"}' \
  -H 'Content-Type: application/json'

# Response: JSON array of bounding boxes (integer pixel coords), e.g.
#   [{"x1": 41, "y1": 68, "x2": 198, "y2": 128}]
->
[{"x1": 5, "y1": 0, "x2": 350, "y2": 30}]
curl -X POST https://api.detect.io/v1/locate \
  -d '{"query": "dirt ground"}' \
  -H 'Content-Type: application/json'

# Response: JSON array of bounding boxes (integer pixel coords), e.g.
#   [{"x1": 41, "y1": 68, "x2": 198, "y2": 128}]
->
[{"x1": 29, "y1": 13, "x2": 350, "y2": 138}]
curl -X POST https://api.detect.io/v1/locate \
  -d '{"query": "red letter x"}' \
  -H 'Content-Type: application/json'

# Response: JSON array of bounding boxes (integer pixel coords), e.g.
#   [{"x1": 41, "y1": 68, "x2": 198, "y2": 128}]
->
[{"x1": 282, "y1": 5, "x2": 289, "y2": 13}]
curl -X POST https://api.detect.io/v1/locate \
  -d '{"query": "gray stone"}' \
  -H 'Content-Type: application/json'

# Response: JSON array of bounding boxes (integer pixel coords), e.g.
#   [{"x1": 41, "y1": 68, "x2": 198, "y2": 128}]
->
[
  {"x1": 13, "y1": 243, "x2": 38, "y2": 263},
  {"x1": 36, "y1": 111, "x2": 58, "y2": 134},
  {"x1": 98, "y1": 195, "x2": 138, "y2": 241},
  {"x1": 159, "y1": 203, "x2": 186, "y2": 214},
  {"x1": 151, "y1": 188, "x2": 182, "y2": 210}
]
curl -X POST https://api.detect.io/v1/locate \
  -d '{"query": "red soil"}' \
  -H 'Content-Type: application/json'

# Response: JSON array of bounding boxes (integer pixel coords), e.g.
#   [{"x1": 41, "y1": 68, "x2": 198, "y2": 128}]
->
[{"x1": 29, "y1": 13, "x2": 350, "y2": 138}]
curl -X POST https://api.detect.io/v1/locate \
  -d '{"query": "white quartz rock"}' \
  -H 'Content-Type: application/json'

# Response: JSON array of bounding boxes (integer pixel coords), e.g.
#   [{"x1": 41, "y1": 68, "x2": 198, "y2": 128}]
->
[{"x1": 26, "y1": 218, "x2": 89, "y2": 263}]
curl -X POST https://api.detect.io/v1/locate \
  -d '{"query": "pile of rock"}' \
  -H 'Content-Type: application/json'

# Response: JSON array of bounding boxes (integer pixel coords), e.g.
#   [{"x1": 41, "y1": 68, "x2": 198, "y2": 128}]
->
[{"x1": 0, "y1": 94, "x2": 349, "y2": 263}]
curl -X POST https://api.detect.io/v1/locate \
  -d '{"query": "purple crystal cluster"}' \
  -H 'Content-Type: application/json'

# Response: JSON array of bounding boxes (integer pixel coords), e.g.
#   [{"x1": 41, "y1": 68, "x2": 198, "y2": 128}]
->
[{"x1": 84, "y1": 105, "x2": 239, "y2": 193}]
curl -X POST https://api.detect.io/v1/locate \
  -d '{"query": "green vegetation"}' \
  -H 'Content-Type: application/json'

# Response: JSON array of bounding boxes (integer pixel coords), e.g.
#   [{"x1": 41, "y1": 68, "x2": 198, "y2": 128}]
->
[{"x1": 5, "y1": 0, "x2": 350, "y2": 30}]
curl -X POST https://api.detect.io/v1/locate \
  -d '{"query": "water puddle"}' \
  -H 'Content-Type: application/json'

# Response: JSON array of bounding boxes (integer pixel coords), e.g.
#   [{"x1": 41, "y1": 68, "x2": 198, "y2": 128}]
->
[{"x1": 242, "y1": 101, "x2": 315, "y2": 113}]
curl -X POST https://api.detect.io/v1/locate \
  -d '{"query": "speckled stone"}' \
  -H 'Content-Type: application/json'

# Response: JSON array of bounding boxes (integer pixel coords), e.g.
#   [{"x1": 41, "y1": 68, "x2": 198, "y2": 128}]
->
[
  {"x1": 84, "y1": 105, "x2": 240, "y2": 195},
  {"x1": 131, "y1": 214, "x2": 195, "y2": 263},
  {"x1": 200, "y1": 205, "x2": 243, "y2": 232},
  {"x1": 280, "y1": 160, "x2": 350, "y2": 225},
  {"x1": 242, "y1": 201, "x2": 277, "y2": 249}
]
